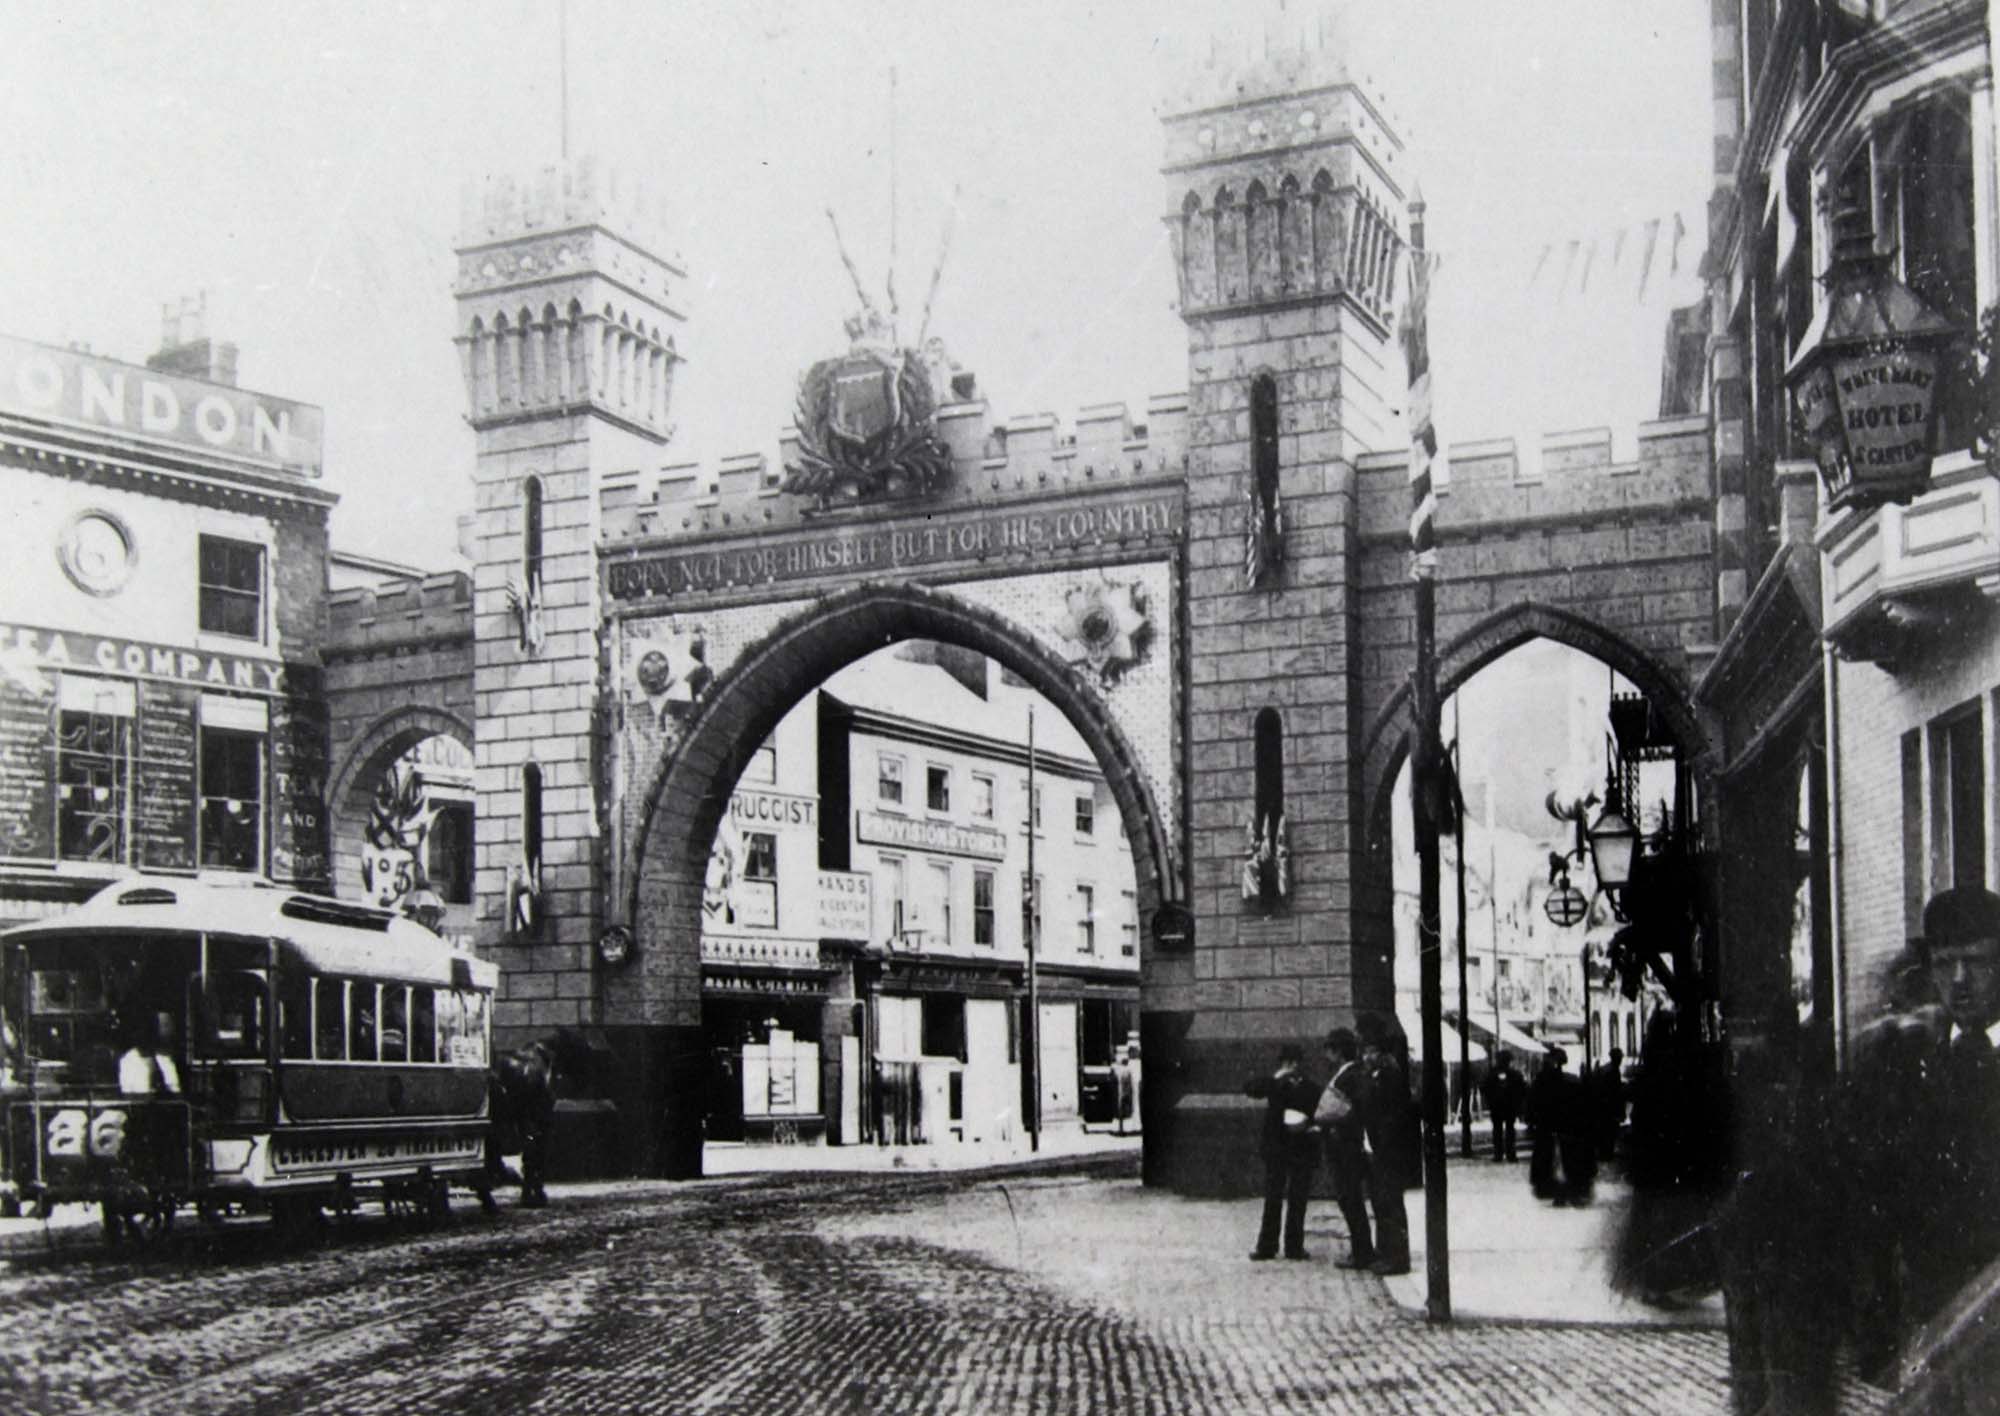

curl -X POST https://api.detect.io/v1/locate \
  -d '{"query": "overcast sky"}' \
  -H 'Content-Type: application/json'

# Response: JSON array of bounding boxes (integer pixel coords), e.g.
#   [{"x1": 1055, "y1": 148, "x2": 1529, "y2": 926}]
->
[{"x1": 0, "y1": 2, "x2": 1713, "y2": 569}]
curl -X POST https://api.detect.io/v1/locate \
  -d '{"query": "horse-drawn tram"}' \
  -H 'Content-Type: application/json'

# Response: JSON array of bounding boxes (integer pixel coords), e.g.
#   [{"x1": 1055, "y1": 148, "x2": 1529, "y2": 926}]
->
[{"x1": 0, "y1": 875, "x2": 500, "y2": 1243}]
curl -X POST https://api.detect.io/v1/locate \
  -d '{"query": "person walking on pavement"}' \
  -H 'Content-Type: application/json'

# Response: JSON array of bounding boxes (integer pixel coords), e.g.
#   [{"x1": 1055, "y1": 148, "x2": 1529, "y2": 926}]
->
[
  {"x1": 1527, "y1": 1046, "x2": 1571, "y2": 1201},
  {"x1": 1243, "y1": 1043, "x2": 1320, "y2": 1261},
  {"x1": 1480, "y1": 1049, "x2": 1524, "y2": 1162},
  {"x1": 1588, "y1": 1047, "x2": 1627, "y2": 1163},
  {"x1": 1355, "y1": 1012, "x2": 1415, "y2": 1275},
  {"x1": 1315, "y1": 1028, "x2": 1374, "y2": 1270}
]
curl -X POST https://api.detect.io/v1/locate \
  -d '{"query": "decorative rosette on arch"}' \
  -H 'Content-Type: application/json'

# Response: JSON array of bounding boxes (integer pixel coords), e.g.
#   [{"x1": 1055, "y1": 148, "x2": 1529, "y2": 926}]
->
[{"x1": 1055, "y1": 579, "x2": 1153, "y2": 687}]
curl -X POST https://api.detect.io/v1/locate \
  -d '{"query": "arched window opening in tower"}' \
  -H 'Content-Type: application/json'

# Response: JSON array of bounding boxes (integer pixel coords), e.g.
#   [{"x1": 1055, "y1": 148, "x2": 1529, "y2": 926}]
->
[
  {"x1": 1245, "y1": 373, "x2": 1284, "y2": 588},
  {"x1": 1246, "y1": 707, "x2": 1290, "y2": 905}
]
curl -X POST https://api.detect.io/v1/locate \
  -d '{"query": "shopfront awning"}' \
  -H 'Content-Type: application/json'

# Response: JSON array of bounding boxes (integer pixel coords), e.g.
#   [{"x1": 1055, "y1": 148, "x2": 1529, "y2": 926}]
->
[
  {"x1": 1396, "y1": 1008, "x2": 1487, "y2": 1064},
  {"x1": 1451, "y1": 1012, "x2": 1550, "y2": 1059}
]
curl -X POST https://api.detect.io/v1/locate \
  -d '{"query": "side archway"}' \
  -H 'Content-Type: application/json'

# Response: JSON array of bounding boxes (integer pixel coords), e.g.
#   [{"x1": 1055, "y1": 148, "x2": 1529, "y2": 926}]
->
[
  {"x1": 1358, "y1": 601, "x2": 1706, "y2": 841},
  {"x1": 327, "y1": 705, "x2": 475, "y2": 913},
  {"x1": 1350, "y1": 603, "x2": 1708, "y2": 999}
]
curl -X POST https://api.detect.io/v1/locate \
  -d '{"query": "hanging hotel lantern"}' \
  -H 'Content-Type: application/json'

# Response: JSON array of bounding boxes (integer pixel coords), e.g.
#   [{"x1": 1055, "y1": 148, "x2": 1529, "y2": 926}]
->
[{"x1": 1785, "y1": 200, "x2": 1958, "y2": 514}]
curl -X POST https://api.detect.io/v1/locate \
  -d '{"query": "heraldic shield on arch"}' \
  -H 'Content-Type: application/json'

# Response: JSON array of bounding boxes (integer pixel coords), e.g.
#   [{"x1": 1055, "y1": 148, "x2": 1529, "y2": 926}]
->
[{"x1": 785, "y1": 309, "x2": 953, "y2": 504}]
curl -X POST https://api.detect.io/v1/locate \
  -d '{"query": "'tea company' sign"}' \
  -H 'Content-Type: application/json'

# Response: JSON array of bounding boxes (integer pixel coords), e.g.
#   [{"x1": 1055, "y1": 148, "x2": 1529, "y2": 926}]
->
[{"x1": 0, "y1": 334, "x2": 323, "y2": 476}]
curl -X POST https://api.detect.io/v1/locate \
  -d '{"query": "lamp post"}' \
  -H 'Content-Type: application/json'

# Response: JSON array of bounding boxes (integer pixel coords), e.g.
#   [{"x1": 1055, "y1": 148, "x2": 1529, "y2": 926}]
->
[{"x1": 1785, "y1": 200, "x2": 1957, "y2": 515}]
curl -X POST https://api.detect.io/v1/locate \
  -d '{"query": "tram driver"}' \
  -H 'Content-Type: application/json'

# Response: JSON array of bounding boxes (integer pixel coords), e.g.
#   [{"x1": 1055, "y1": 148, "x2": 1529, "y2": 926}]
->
[{"x1": 118, "y1": 1012, "x2": 182, "y2": 1097}]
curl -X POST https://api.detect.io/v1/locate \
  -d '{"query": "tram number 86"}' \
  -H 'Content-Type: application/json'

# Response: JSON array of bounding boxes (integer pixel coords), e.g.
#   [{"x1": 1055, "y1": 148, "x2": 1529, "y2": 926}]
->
[{"x1": 45, "y1": 1108, "x2": 127, "y2": 1159}]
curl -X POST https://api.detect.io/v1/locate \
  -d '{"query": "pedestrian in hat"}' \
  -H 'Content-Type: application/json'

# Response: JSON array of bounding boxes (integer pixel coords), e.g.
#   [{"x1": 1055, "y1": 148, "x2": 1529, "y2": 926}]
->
[{"x1": 1243, "y1": 1043, "x2": 1320, "y2": 1261}]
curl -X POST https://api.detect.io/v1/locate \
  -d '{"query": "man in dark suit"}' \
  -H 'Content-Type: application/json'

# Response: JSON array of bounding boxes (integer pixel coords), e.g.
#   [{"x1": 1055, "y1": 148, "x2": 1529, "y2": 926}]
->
[
  {"x1": 1480, "y1": 1049, "x2": 1525, "y2": 1162},
  {"x1": 1244, "y1": 1043, "x2": 1321, "y2": 1261},
  {"x1": 1319, "y1": 1027, "x2": 1374, "y2": 1269},
  {"x1": 1356, "y1": 1012, "x2": 1415, "y2": 1275},
  {"x1": 1904, "y1": 886, "x2": 2000, "y2": 1322}
]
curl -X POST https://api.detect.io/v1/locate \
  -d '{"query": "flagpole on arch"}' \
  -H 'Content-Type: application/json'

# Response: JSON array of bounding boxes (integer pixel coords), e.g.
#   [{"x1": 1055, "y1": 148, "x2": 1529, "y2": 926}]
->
[{"x1": 1404, "y1": 188, "x2": 1452, "y2": 1324}]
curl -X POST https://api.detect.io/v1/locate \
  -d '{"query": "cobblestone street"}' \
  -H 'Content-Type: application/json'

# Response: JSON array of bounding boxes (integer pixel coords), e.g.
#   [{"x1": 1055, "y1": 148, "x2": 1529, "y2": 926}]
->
[{"x1": 0, "y1": 1155, "x2": 1893, "y2": 1415}]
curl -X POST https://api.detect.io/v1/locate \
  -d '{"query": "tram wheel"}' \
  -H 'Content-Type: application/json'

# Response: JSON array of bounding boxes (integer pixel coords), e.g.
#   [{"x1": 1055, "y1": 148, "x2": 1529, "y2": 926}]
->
[
  {"x1": 1, "y1": 1195, "x2": 20, "y2": 1219},
  {"x1": 100, "y1": 1200, "x2": 124, "y2": 1246},
  {"x1": 419, "y1": 1175, "x2": 452, "y2": 1230},
  {"x1": 476, "y1": 1184, "x2": 498, "y2": 1216}
]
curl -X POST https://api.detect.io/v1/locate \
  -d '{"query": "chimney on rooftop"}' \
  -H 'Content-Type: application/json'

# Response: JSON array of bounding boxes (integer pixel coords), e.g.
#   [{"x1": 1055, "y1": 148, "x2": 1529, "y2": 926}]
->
[{"x1": 146, "y1": 293, "x2": 239, "y2": 387}]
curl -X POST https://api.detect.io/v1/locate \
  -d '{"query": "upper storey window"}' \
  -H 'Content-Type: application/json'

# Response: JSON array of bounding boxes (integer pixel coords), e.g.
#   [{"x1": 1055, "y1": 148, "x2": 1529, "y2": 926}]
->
[{"x1": 198, "y1": 536, "x2": 264, "y2": 641}]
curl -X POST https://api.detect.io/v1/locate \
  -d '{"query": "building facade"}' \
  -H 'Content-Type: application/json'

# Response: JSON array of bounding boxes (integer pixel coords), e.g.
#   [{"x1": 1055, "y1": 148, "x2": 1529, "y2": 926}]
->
[
  {"x1": 699, "y1": 646, "x2": 1139, "y2": 1149},
  {"x1": 0, "y1": 322, "x2": 336, "y2": 925},
  {"x1": 1696, "y1": 0, "x2": 1997, "y2": 1072}
]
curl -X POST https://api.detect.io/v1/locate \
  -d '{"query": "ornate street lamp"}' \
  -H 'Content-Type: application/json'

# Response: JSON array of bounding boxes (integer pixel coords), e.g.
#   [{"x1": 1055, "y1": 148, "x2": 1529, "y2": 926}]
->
[
  {"x1": 399, "y1": 886, "x2": 447, "y2": 933},
  {"x1": 1785, "y1": 201, "x2": 1958, "y2": 514},
  {"x1": 1584, "y1": 771, "x2": 1638, "y2": 905}
]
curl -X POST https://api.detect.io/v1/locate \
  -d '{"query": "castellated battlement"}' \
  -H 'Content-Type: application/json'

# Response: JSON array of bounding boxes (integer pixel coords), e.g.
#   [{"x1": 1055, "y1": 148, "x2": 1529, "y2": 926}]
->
[
  {"x1": 1353, "y1": 413, "x2": 1713, "y2": 542},
  {"x1": 599, "y1": 393, "x2": 1191, "y2": 544},
  {"x1": 327, "y1": 571, "x2": 474, "y2": 656},
  {"x1": 458, "y1": 156, "x2": 677, "y2": 261}
]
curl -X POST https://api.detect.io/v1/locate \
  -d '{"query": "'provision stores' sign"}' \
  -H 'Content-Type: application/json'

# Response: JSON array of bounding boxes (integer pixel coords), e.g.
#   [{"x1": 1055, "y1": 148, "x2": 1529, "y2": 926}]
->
[
  {"x1": 607, "y1": 491, "x2": 1182, "y2": 600},
  {"x1": 856, "y1": 810, "x2": 1007, "y2": 861},
  {"x1": 0, "y1": 334, "x2": 324, "y2": 476},
  {"x1": 1, "y1": 623, "x2": 288, "y2": 695}
]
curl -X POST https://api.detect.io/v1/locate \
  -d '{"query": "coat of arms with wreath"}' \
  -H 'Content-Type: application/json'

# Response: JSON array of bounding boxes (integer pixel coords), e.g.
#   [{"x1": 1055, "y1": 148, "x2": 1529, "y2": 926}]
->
[{"x1": 784, "y1": 308, "x2": 954, "y2": 504}]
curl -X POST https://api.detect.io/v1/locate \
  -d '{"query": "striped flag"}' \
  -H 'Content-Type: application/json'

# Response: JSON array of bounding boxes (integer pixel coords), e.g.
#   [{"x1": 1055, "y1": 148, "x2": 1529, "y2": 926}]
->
[{"x1": 1401, "y1": 220, "x2": 1439, "y2": 581}]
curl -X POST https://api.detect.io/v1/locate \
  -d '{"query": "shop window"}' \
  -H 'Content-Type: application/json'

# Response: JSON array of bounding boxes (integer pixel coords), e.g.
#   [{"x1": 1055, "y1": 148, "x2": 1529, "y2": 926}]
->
[
  {"x1": 198, "y1": 535, "x2": 265, "y2": 640},
  {"x1": 973, "y1": 869, "x2": 996, "y2": 947},
  {"x1": 926, "y1": 764, "x2": 951, "y2": 813},
  {"x1": 1074, "y1": 793, "x2": 1095, "y2": 838},
  {"x1": 426, "y1": 801, "x2": 475, "y2": 905},
  {"x1": 920, "y1": 993, "x2": 966, "y2": 1062},
  {"x1": 878, "y1": 752, "x2": 905, "y2": 807},
  {"x1": 315, "y1": 978, "x2": 346, "y2": 1060},
  {"x1": 1076, "y1": 883, "x2": 1096, "y2": 955},
  {"x1": 972, "y1": 774, "x2": 995, "y2": 820},
  {"x1": 200, "y1": 725, "x2": 264, "y2": 872},
  {"x1": 55, "y1": 675, "x2": 134, "y2": 864},
  {"x1": 1121, "y1": 889, "x2": 1137, "y2": 957}
]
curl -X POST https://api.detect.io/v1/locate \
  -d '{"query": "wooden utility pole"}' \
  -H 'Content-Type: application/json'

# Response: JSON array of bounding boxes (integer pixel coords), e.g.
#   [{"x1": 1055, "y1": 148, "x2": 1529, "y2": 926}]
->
[{"x1": 1404, "y1": 192, "x2": 1451, "y2": 1323}]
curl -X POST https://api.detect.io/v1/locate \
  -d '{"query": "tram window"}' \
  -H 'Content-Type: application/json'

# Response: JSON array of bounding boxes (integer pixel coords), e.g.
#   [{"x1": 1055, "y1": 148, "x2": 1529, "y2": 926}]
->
[
  {"x1": 410, "y1": 988, "x2": 437, "y2": 1063},
  {"x1": 28, "y1": 968, "x2": 108, "y2": 1063},
  {"x1": 279, "y1": 973, "x2": 311, "y2": 1060},
  {"x1": 202, "y1": 972, "x2": 266, "y2": 1059},
  {"x1": 350, "y1": 982, "x2": 378, "y2": 1061},
  {"x1": 444, "y1": 990, "x2": 488, "y2": 1067},
  {"x1": 315, "y1": 978, "x2": 346, "y2": 1060},
  {"x1": 435, "y1": 989, "x2": 462, "y2": 1063},
  {"x1": 381, "y1": 986, "x2": 408, "y2": 1062}
]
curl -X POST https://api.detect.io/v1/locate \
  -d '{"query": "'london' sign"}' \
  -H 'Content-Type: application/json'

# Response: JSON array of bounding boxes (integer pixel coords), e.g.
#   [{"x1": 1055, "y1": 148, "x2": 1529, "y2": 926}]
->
[{"x1": 0, "y1": 334, "x2": 324, "y2": 476}]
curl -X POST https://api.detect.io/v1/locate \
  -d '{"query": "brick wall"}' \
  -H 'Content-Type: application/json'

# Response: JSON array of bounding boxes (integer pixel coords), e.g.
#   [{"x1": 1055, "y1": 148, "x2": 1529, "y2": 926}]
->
[{"x1": 1831, "y1": 611, "x2": 2000, "y2": 1038}]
